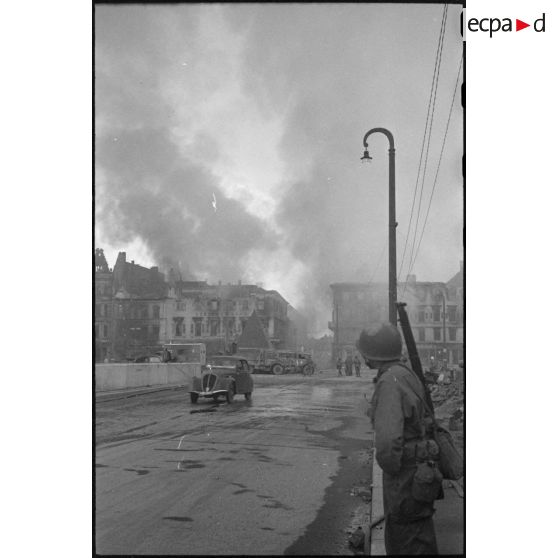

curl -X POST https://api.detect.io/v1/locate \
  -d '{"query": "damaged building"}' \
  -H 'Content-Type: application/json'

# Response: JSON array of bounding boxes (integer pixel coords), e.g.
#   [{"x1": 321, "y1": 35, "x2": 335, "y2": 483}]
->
[
  {"x1": 330, "y1": 262, "x2": 463, "y2": 367},
  {"x1": 94, "y1": 249, "x2": 305, "y2": 361}
]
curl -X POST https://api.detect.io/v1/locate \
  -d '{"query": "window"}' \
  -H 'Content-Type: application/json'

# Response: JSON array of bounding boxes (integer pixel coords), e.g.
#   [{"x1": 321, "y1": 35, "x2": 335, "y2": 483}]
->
[
  {"x1": 449, "y1": 327, "x2": 457, "y2": 341},
  {"x1": 447, "y1": 306, "x2": 457, "y2": 322},
  {"x1": 433, "y1": 306, "x2": 441, "y2": 322},
  {"x1": 174, "y1": 318, "x2": 183, "y2": 337},
  {"x1": 103, "y1": 324, "x2": 108, "y2": 338},
  {"x1": 257, "y1": 300, "x2": 264, "y2": 310},
  {"x1": 194, "y1": 319, "x2": 202, "y2": 337},
  {"x1": 418, "y1": 310, "x2": 425, "y2": 322},
  {"x1": 242, "y1": 300, "x2": 249, "y2": 312},
  {"x1": 433, "y1": 328, "x2": 441, "y2": 341},
  {"x1": 152, "y1": 305, "x2": 160, "y2": 319},
  {"x1": 418, "y1": 328, "x2": 425, "y2": 342}
]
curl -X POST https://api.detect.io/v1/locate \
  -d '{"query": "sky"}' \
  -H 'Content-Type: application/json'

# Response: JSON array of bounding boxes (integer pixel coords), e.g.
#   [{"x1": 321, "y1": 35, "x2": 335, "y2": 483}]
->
[{"x1": 95, "y1": 3, "x2": 463, "y2": 335}]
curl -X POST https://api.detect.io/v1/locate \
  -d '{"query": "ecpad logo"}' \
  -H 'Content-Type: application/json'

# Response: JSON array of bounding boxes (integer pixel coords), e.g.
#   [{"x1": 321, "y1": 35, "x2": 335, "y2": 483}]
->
[{"x1": 465, "y1": 12, "x2": 546, "y2": 38}]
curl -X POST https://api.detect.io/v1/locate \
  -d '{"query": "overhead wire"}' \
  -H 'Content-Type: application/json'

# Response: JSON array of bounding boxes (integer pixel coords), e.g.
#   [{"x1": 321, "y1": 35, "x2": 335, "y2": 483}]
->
[
  {"x1": 405, "y1": 55, "x2": 463, "y2": 285},
  {"x1": 404, "y1": 4, "x2": 448, "y2": 286},
  {"x1": 398, "y1": 4, "x2": 449, "y2": 284}
]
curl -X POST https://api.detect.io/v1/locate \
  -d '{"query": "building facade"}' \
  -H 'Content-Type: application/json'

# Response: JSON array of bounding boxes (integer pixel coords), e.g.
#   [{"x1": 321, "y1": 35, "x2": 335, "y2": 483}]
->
[
  {"x1": 110, "y1": 252, "x2": 168, "y2": 361},
  {"x1": 329, "y1": 263, "x2": 463, "y2": 367},
  {"x1": 94, "y1": 249, "x2": 114, "y2": 362},
  {"x1": 163, "y1": 279, "x2": 292, "y2": 354},
  {"x1": 94, "y1": 249, "x2": 301, "y2": 360}
]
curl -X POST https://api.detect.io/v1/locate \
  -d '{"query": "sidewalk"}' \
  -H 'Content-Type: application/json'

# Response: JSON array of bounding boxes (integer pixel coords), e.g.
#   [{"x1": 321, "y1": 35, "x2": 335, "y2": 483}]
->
[{"x1": 369, "y1": 455, "x2": 464, "y2": 555}]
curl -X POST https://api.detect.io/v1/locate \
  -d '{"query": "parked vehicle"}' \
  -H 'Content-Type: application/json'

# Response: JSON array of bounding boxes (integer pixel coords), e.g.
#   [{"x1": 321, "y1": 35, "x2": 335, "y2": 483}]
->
[
  {"x1": 189, "y1": 356, "x2": 254, "y2": 404},
  {"x1": 163, "y1": 342, "x2": 206, "y2": 364},
  {"x1": 133, "y1": 355, "x2": 163, "y2": 363},
  {"x1": 296, "y1": 352, "x2": 316, "y2": 375},
  {"x1": 272, "y1": 350, "x2": 315, "y2": 375},
  {"x1": 236, "y1": 348, "x2": 286, "y2": 375}
]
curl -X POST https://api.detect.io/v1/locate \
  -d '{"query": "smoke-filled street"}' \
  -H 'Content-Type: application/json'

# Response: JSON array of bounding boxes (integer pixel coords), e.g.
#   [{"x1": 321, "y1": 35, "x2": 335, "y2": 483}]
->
[{"x1": 96, "y1": 371, "x2": 375, "y2": 555}]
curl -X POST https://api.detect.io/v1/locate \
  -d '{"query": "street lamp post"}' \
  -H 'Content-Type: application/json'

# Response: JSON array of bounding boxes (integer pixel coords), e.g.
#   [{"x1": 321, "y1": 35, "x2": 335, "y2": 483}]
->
[{"x1": 361, "y1": 127, "x2": 397, "y2": 326}]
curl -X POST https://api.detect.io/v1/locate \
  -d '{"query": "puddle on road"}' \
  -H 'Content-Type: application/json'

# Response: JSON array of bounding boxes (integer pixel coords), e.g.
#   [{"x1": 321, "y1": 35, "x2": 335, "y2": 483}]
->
[
  {"x1": 233, "y1": 488, "x2": 255, "y2": 495},
  {"x1": 163, "y1": 516, "x2": 193, "y2": 523},
  {"x1": 176, "y1": 459, "x2": 206, "y2": 471},
  {"x1": 123, "y1": 468, "x2": 150, "y2": 476}
]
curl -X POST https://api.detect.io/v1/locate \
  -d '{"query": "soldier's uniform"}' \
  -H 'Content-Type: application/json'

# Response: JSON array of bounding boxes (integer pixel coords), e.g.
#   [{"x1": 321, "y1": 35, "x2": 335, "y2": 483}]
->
[{"x1": 358, "y1": 324, "x2": 439, "y2": 555}]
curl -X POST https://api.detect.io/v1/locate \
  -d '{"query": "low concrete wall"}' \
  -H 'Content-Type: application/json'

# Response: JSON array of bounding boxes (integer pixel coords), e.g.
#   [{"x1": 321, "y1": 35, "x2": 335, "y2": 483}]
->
[{"x1": 95, "y1": 363, "x2": 200, "y2": 392}]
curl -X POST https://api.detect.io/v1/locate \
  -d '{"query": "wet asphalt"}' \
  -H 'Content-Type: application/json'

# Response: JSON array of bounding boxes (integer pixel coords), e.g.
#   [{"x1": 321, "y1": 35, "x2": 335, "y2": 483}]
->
[{"x1": 95, "y1": 369, "x2": 376, "y2": 555}]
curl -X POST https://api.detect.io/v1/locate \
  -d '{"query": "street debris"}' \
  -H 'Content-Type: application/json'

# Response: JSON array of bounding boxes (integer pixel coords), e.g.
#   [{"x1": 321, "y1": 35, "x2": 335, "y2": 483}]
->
[
  {"x1": 431, "y1": 380, "x2": 464, "y2": 453},
  {"x1": 350, "y1": 486, "x2": 372, "y2": 502},
  {"x1": 348, "y1": 526, "x2": 365, "y2": 549}
]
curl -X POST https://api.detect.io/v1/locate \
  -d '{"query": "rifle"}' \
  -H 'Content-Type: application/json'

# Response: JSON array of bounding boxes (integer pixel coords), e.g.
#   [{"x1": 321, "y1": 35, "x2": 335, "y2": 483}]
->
[{"x1": 396, "y1": 302, "x2": 435, "y2": 413}]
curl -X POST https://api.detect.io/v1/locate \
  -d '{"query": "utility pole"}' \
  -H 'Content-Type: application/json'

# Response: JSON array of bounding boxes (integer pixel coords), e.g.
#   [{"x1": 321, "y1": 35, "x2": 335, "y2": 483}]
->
[{"x1": 361, "y1": 128, "x2": 397, "y2": 325}]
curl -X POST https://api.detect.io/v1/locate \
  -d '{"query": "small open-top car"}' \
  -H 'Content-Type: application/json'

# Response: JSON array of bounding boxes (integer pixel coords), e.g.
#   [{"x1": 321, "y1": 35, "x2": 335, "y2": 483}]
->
[{"x1": 189, "y1": 355, "x2": 254, "y2": 404}]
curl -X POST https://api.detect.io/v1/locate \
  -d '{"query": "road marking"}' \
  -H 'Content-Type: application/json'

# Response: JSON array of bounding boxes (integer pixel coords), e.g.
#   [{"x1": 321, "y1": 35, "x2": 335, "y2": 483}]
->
[{"x1": 177, "y1": 435, "x2": 187, "y2": 470}]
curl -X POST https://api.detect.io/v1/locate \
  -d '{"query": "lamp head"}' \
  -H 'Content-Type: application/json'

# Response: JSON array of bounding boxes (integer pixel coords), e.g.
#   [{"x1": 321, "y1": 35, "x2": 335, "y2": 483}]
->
[{"x1": 360, "y1": 149, "x2": 372, "y2": 162}]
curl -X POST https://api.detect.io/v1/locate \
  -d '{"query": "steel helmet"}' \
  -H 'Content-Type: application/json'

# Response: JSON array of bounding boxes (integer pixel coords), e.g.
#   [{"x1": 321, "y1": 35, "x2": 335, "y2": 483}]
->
[{"x1": 356, "y1": 323, "x2": 402, "y2": 361}]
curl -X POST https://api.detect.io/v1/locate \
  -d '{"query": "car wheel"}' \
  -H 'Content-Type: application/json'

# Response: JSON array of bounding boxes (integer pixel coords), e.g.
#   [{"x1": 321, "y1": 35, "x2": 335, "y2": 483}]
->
[
  {"x1": 244, "y1": 392, "x2": 252, "y2": 401},
  {"x1": 190, "y1": 393, "x2": 199, "y2": 404},
  {"x1": 271, "y1": 363, "x2": 284, "y2": 375},
  {"x1": 226, "y1": 384, "x2": 235, "y2": 403},
  {"x1": 303, "y1": 364, "x2": 312, "y2": 376}
]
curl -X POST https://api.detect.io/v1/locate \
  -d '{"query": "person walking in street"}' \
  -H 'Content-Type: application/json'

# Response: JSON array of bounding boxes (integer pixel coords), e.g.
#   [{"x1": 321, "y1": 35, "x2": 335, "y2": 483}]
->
[
  {"x1": 345, "y1": 354, "x2": 353, "y2": 376},
  {"x1": 357, "y1": 323, "x2": 440, "y2": 555},
  {"x1": 336, "y1": 356, "x2": 343, "y2": 377},
  {"x1": 353, "y1": 355, "x2": 361, "y2": 377}
]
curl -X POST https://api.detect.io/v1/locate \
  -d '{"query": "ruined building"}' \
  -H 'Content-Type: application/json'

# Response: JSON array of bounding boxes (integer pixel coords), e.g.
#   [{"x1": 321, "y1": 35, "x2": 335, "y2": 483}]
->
[
  {"x1": 329, "y1": 262, "x2": 463, "y2": 367},
  {"x1": 94, "y1": 248, "x2": 113, "y2": 362},
  {"x1": 94, "y1": 249, "x2": 303, "y2": 361}
]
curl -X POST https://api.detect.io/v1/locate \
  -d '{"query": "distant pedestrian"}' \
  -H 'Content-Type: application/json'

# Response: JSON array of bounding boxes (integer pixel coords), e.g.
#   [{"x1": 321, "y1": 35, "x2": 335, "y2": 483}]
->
[
  {"x1": 353, "y1": 355, "x2": 361, "y2": 377},
  {"x1": 336, "y1": 356, "x2": 343, "y2": 376},
  {"x1": 162, "y1": 347, "x2": 171, "y2": 363},
  {"x1": 345, "y1": 354, "x2": 353, "y2": 376}
]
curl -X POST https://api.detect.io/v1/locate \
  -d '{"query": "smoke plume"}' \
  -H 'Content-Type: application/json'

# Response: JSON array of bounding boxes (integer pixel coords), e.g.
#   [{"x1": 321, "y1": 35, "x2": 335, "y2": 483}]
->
[{"x1": 95, "y1": 4, "x2": 463, "y2": 334}]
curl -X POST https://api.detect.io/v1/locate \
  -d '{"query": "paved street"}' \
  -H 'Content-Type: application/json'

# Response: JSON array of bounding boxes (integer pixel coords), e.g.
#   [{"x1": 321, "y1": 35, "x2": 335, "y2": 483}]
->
[{"x1": 95, "y1": 370, "x2": 376, "y2": 555}]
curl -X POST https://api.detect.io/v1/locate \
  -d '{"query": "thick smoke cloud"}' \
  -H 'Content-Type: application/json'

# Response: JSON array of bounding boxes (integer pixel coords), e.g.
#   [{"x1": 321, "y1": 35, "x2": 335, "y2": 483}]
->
[
  {"x1": 95, "y1": 6, "x2": 279, "y2": 281},
  {"x1": 228, "y1": 4, "x2": 463, "y2": 329},
  {"x1": 96, "y1": 127, "x2": 278, "y2": 279},
  {"x1": 95, "y1": 4, "x2": 463, "y2": 334}
]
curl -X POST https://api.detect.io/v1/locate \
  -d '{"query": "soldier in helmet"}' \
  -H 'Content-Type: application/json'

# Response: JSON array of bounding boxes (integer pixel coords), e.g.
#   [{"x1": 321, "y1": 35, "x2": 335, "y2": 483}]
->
[{"x1": 357, "y1": 323, "x2": 440, "y2": 555}]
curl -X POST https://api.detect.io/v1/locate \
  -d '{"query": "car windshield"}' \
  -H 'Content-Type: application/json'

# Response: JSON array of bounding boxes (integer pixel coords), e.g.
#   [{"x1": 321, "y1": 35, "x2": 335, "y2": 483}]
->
[{"x1": 207, "y1": 357, "x2": 242, "y2": 367}]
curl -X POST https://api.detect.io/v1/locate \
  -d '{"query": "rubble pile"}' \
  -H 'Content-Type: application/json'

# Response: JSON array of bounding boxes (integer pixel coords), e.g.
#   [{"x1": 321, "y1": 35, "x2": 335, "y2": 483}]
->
[
  {"x1": 431, "y1": 380, "x2": 464, "y2": 452},
  {"x1": 430, "y1": 380, "x2": 464, "y2": 406}
]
